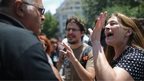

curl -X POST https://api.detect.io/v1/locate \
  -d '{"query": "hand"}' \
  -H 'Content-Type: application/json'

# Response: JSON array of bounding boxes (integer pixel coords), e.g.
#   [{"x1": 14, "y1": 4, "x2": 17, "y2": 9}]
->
[
  {"x1": 59, "y1": 43, "x2": 76, "y2": 62},
  {"x1": 89, "y1": 12, "x2": 107, "y2": 44},
  {"x1": 58, "y1": 43, "x2": 66, "y2": 63}
]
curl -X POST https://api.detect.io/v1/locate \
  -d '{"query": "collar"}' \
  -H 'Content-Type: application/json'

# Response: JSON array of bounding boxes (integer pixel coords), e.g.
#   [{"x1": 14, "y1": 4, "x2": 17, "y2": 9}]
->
[{"x1": 0, "y1": 12, "x2": 26, "y2": 29}]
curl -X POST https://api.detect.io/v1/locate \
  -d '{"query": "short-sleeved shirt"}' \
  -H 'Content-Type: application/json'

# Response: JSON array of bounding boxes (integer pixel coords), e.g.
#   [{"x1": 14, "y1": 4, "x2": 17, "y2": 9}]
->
[
  {"x1": 63, "y1": 43, "x2": 94, "y2": 81},
  {"x1": 111, "y1": 46, "x2": 144, "y2": 81}
]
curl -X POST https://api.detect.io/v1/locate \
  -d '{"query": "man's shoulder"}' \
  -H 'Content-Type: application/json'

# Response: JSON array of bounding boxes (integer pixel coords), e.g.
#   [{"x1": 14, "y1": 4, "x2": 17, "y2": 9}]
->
[
  {"x1": 0, "y1": 22, "x2": 37, "y2": 40},
  {"x1": 83, "y1": 43, "x2": 92, "y2": 49},
  {"x1": 0, "y1": 22, "x2": 40, "y2": 51},
  {"x1": 82, "y1": 43, "x2": 92, "y2": 55}
]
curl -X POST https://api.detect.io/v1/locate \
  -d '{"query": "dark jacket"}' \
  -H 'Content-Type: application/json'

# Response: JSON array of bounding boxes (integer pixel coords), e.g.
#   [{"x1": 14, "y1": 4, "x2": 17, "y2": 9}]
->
[{"x1": 0, "y1": 13, "x2": 58, "y2": 80}]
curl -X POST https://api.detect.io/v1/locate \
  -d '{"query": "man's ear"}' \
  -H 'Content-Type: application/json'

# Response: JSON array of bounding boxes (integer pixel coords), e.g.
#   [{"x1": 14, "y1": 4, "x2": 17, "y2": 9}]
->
[
  {"x1": 14, "y1": 1, "x2": 25, "y2": 17},
  {"x1": 81, "y1": 31, "x2": 85, "y2": 37}
]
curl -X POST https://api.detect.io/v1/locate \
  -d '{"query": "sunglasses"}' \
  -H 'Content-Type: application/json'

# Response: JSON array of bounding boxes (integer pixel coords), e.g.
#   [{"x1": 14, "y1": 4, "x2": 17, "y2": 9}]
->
[{"x1": 22, "y1": 1, "x2": 45, "y2": 15}]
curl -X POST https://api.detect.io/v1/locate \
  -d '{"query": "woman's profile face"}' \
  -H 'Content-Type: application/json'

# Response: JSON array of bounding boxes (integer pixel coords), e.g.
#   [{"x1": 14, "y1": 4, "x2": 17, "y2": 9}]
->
[{"x1": 104, "y1": 15, "x2": 129, "y2": 47}]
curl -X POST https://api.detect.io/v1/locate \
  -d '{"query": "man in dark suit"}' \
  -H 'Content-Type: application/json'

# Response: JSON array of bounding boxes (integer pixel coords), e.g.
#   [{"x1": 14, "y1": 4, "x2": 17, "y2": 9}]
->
[{"x1": 0, "y1": 0, "x2": 58, "y2": 80}]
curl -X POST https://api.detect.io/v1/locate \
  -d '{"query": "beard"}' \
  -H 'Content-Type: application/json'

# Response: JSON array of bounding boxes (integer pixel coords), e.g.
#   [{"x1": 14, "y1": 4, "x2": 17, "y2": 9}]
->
[
  {"x1": 67, "y1": 39, "x2": 78, "y2": 44},
  {"x1": 68, "y1": 41, "x2": 77, "y2": 44},
  {"x1": 67, "y1": 34, "x2": 80, "y2": 44}
]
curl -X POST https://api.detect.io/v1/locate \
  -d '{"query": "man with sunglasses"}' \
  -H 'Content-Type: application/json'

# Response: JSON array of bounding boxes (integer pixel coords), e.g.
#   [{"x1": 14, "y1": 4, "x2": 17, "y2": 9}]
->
[{"x1": 0, "y1": 0, "x2": 58, "y2": 80}]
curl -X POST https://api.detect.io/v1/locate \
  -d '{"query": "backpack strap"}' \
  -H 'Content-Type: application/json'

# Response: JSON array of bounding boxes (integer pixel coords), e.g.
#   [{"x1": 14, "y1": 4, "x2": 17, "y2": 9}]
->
[{"x1": 80, "y1": 46, "x2": 92, "y2": 68}]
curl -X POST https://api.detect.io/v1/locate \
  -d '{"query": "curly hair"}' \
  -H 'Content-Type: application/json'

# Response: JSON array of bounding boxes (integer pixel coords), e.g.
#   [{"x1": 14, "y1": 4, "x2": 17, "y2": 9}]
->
[{"x1": 65, "y1": 16, "x2": 86, "y2": 32}]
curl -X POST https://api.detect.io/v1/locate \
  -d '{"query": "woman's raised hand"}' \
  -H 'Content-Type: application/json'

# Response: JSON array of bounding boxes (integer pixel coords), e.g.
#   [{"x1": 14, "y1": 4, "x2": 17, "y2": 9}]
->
[{"x1": 89, "y1": 12, "x2": 107, "y2": 44}]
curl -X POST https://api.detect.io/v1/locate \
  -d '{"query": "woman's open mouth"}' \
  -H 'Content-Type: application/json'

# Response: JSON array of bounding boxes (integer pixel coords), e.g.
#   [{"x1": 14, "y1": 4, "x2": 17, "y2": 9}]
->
[{"x1": 106, "y1": 32, "x2": 114, "y2": 37}]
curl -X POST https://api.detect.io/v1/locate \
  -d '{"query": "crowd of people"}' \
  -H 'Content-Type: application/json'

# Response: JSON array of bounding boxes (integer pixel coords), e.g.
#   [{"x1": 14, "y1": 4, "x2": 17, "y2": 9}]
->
[{"x1": 0, "y1": 0, "x2": 143, "y2": 81}]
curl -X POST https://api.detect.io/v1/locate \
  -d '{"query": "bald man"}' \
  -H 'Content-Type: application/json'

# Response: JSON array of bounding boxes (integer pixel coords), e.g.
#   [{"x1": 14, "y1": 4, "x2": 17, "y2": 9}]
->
[{"x1": 0, "y1": 0, "x2": 58, "y2": 80}]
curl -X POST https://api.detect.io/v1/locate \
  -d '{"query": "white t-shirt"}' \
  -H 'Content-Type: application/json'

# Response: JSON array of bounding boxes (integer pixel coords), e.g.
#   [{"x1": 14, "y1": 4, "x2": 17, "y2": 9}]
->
[{"x1": 46, "y1": 54, "x2": 54, "y2": 65}]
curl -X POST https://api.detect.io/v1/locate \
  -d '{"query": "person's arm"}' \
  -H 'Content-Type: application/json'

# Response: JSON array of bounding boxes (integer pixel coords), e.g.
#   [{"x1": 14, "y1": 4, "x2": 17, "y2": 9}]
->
[
  {"x1": 91, "y1": 39, "x2": 134, "y2": 81},
  {"x1": 56, "y1": 51, "x2": 65, "y2": 71},
  {"x1": 60, "y1": 43, "x2": 95, "y2": 81},
  {"x1": 89, "y1": 12, "x2": 134, "y2": 81},
  {"x1": 71, "y1": 57, "x2": 95, "y2": 81},
  {"x1": 47, "y1": 54, "x2": 63, "y2": 81},
  {"x1": 51, "y1": 64, "x2": 63, "y2": 81}
]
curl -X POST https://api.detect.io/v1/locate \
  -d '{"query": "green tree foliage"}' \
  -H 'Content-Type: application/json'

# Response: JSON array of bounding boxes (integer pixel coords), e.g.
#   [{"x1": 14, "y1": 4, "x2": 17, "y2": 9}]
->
[
  {"x1": 103, "y1": 5, "x2": 138, "y2": 17},
  {"x1": 42, "y1": 12, "x2": 58, "y2": 38},
  {"x1": 136, "y1": 0, "x2": 144, "y2": 17},
  {"x1": 81, "y1": 0, "x2": 104, "y2": 28},
  {"x1": 82, "y1": 0, "x2": 144, "y2": 28}
]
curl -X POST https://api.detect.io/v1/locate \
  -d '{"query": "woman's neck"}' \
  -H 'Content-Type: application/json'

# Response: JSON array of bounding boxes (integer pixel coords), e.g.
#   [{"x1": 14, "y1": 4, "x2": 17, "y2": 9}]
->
[{"x1": 113, "y1": 43, "x2": 128, "y2": 60}]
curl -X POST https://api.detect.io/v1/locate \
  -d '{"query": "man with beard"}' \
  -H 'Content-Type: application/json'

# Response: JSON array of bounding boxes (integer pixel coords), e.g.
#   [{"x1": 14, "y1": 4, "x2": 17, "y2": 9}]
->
[{"x1": 58, "y1": 16, "x2": 95, "y2": 81}]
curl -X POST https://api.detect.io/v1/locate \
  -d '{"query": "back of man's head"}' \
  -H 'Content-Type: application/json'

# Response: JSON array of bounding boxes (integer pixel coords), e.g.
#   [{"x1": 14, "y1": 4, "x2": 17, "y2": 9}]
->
[
  {"x1": 0, "y1": 0, "x2": 44, "y2": 35},
  {"x1": 0, "y1": 0, "x2": 34, "y2": 7}
]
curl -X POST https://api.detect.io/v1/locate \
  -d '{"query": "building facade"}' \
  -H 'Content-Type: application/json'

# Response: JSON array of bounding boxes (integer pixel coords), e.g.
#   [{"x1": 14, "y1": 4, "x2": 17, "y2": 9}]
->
[{"x1": 55, "y1": 0, "x2": 84, "y2": 39}]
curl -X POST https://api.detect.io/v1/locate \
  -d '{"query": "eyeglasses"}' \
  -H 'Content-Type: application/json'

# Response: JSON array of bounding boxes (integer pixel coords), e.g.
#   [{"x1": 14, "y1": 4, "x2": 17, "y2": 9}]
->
[
  {"x1": 66, "y1": 28, "x2": 80, "y2": 32},
  {"x1": 22, "y1": 1, "x2": 45, "y2": 15}
]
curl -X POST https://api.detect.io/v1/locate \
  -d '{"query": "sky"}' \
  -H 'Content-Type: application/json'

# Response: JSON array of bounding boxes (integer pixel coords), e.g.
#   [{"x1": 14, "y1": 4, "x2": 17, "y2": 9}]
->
[{"x1": 43, "y1": 0, "x2": 64, "y2": 14}]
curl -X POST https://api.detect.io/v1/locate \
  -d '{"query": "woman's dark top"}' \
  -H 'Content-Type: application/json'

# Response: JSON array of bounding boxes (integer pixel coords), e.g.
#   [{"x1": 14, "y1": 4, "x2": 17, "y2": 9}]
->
[{"x1": 111, "y1": 46, "x2": 144, "y2": 81}]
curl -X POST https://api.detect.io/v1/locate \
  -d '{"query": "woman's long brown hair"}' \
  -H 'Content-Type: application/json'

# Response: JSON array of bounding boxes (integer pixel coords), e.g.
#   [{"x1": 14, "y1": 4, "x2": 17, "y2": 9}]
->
[{"x1": 105, "y1": 12, "x2": 144, "y2": 63}]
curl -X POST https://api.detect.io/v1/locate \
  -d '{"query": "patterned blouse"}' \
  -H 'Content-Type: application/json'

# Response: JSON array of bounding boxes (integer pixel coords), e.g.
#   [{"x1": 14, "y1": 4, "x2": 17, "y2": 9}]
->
[{"x1": 111, "y1": 46, "x2": 144, "y2": 81}]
